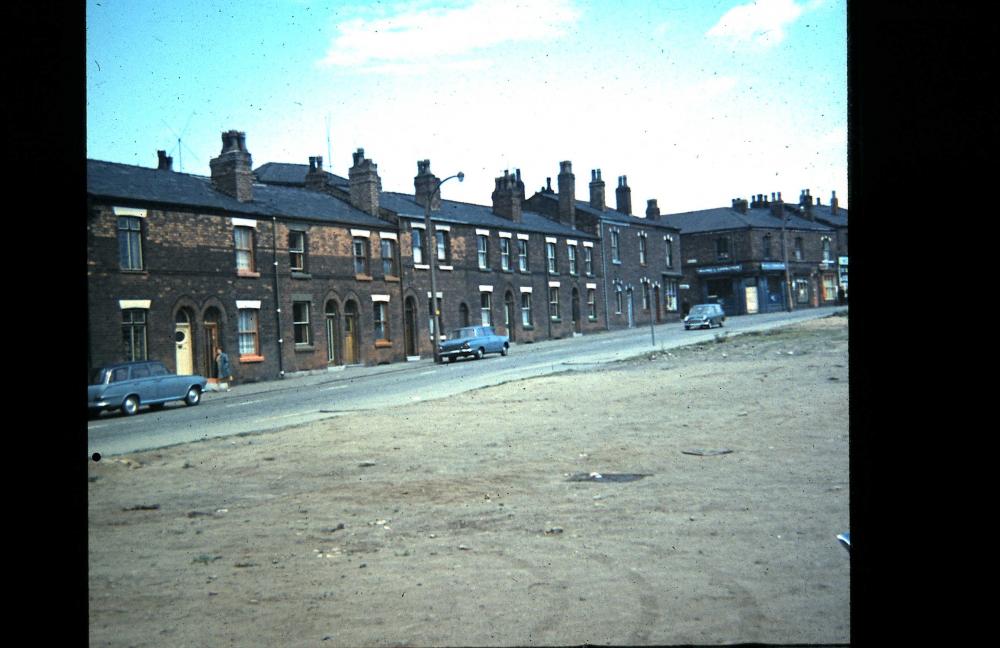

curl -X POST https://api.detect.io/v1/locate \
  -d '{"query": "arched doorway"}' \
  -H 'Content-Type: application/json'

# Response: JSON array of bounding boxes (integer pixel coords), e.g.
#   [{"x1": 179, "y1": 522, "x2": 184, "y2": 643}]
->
[
  {"x1": 504, "y1": 291, "x2": 516, "y2": 342},
  {"x1": 571, "y1": 288, "x2": 581, "y2": 333},
  {"x1": 325, "y1": 300, "x2": 341, "y2": 365},
  {"x1": 404, "y1": 296, "x2": 418, "y2": 357},
  {"x1": 459, "y1": 302, "x2": 470, "y2": 327},
  {"x1": 202, "y1": 307, "x2": 222, "y2": 378},
  {"x1": 343, "y1": 300, "x2": 360, "y2": 364},
  {"x1": 175, "y1": 308, "x2": 195, "y2": 375}
]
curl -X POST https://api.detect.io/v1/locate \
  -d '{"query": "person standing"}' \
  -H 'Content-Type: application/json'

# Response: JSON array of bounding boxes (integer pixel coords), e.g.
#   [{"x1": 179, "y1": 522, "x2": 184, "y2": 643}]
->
[{"x1": 215, "y1": 347, "x2": 232, "y2": 391}]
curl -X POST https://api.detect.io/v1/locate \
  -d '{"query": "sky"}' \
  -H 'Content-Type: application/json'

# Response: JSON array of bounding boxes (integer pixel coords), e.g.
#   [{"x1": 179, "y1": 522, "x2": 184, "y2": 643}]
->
[{"x1": 86, "y1": 0, "x2": 847, "y2": 214}]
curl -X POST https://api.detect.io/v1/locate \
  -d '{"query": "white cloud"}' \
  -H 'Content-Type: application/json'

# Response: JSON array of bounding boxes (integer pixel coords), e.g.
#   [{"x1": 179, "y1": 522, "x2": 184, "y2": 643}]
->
[
  {"x1": 706, "y1": 0, "x2": 805, "y2": 48},
  {"x1": 319, "y1": 0, "x2": 580, "y2": 68}
]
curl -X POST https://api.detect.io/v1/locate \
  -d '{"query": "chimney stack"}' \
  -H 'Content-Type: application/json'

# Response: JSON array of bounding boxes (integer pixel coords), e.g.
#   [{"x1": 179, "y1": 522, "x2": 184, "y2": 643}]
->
[
  {"x1": 557, "y1": 161, "x2": 576, "y2": 229},
  {"x1": 305, "y1": 156, "x2": 328, "y2": 190},
  {"x1": 770, "y1": 191, "x2": 784, "y2": 218},
  {"x1": 616, "y1": 175, "x2": 632, "y2": 215},
  {"x1": 831, "y1": 190, "x2": 839, "y2": 214},
  {"x1": 157, "y1": 150, "x2": 173, "y2": 171},
  {"x1": 349, "y1": 148, "x2": 381, "y2": 217},
  {"x1": 732, "y1": 198, "x2": 749, "y2": 214},
  {"x1": 209, "y1": 130, "x2": 254, "y2": 202},
  {"x1": 589, "y1": 169, "x2": 606, "y2": 211},
  {"x1": 646, "y1": 198, "x2": 660, "y2": 220},
  {"x1": 414, "y1": 159, "x2": 440, "y2": 211},
  {"x1": 492, "y1": 169, "x2": 523, "y2": 222},
  {"x1": 800, "y1": 189, "x2": 814, "y2": 219}
]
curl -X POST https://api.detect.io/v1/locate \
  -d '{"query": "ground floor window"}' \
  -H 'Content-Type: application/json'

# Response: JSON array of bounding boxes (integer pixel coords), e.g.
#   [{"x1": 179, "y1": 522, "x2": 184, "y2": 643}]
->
[
  {"x1": 121, "y1": 309, "x2": 147, "y2": 361},
  {"x1": 374, "y1": 302, "x2": 389, "y2": 341},
  {"x1": 293, "y1": 302, "x2": 311, "y2": 345},
  {"x1": 238, "y1": 309, "x2": 261, "y2": 356},
  {"x1": 549, "y1": 287, "x2": 560, "y2": 321},
  {"x1": 822, "y1": 273, "x2": 837, "y2": 302},
  {"x1": 615, "y1": 286, "x2": 623, "y2": 314},
  {"x1": 480, "y1": 292, "x2": 492, "y2": 326},
  {"x1": 587, "y1": 289, "x2": 597, "y2": 320},
  {"x1": 663, "y1": 279, "x2": 678, "y2": 312},
  {"x1": 521, "y1": 293, "x2": 533, "y2": 327},
  {"x1": 795, "y1": 279, "x2": 810, "y2": 304}
]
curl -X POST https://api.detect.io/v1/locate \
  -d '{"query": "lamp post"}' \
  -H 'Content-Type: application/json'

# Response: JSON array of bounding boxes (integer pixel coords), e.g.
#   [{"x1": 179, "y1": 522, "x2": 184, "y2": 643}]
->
[
  {"x1": 641, "y1": 277, "x2": 659, "y2": 346},
  {"x1": 425, "y1": 172, "x2": 464, "y2": 364}
]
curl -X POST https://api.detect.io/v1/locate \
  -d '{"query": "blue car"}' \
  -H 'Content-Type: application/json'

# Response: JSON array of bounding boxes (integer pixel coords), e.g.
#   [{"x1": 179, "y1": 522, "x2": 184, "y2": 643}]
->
[
  {"x1": 438, "y1": 326, "x2": 509, "y2": 362},
  {"x1": 88, "y1": 360, "x2": 208, "y2": 417}
]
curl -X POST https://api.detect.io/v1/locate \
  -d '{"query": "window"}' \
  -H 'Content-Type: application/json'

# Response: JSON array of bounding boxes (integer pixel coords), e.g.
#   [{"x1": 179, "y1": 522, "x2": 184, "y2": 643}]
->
[
  {"x1": 381, "y1": 239, "x2": 397, "y2": 277},
  {"x1": 822, "y1": 274, "x2": 837, "y2": 301},
  {"x1": 293, "y1": 302, "x2": 311, "y2": 346},
  {"x1": 795, "y1": 279, "x2": 810, "y2": 303},
  {"x1": 794, "y1": 237, "x2": 804, "y2": 261},
  {"x1": 412, "y1": 228, "x2": 425, "y2": 265},
  {"x1": 121, "y1": 309, "x2": 147, "y2": 361},
  {"x1": 567, "y1": 244, "x2": 578, "y2": 275},
  {"x1": 436, "y1": 230, "x2": 450, "y2": 263},
  {"x1": 638, "y1": 234, "x2": 647, "y2": 265},
  {"x1": 521, "y1": 293, "x2": 533, "y2": 327},
  {"x1": 587, "y1": 289, "x2": 597, "y2": 320},
  {"x1": 517, "y1": 239, "x2": 529, "y2": 272},
  {"x1": 642, "y1": 283, "x2": 650, "y2": 310},
  {"x1": 762, "y1": 234, "x2": 773, "y2": 259},
  {"x1": 822, "y1": 238, "x2": 832, "y2": 262},
  {"x1": 716, "y1": 237, "x2": 730, "y2": 260},
  {"x1": 500, "y1": 238, "x2": 511, "y2": 271},
  {"x1": 353, "y1": 237, "x2": 370, "y2": 275},
  {"x1": 664, "y1": 238, "x2": 673, "y2": 268},
  {"x1": 615, "y1": 286, "x2": 623, "y2": 314},
  {"x1": 664, "y1": 279, "x2": 678, "y2": 312},
  {"x1": 238, "y1": 309, "x2": 260, "y2": 356},
  {"x1": 234, "y1": 226, "x2": 255, "y2": 273},
  {"x1": 546, "y1": 242, "x2": 557, "y2": 273},
  {"x1": 480, "y1": 292, "x2": 492, "y2": 326},
  {"x1": 117, "y1": 216, "x2": 143, "y2": 270},
  {"x1": 611, "y1": 229, "x2": 621, "y2": 263},
  {"x1": 289, "y1": 231, "x2": 306, "y2": 272},
  {"x1": 549, "y1": 287, "x2": 560, "y2": 320},
  {"x1": 374, "y1": 302, "x2": 390, "y2": 341},
  {"x1": 478, "y1": 235, "x2": 489, "y2": 270},
  {"x1": 583, "y1": 247, "x2": 593, "y2": 275}
]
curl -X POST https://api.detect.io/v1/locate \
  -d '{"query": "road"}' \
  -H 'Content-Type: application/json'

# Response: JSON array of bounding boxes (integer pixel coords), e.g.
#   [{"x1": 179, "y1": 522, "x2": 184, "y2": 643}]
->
[{"x1": 87, "y1": 306, "x2": 845, "y2": 457}]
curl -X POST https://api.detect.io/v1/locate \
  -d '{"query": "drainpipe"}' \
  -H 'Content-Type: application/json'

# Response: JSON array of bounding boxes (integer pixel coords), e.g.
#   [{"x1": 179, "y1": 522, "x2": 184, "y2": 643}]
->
[
  {"x1": 272, "y1": 216, "x2": 285, "y2": 378},
  {"x1": 600, "y1": 220, "x2": 611, "y2": 331}
]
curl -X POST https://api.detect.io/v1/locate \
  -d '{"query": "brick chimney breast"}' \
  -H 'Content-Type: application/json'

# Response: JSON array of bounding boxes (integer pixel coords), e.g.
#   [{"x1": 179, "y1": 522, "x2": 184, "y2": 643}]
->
[
  {"x1": 830, "y1": 190, "x2": 839, "y2": 214},
  {"x1": 349, "y1": 148, "x2": 381, "y2": 216},
  {"x1": 646, "y1": 198, "x2": 660, "y2": 220},
  {"x1": 157, "y1": 150, "x2": 173, "y2": 171},
  {"x1": 589, "y1": 169, "x2": 606, "y2": 211},
  {"x1": 557, "y1": 161, "x2": 576, "y2": 229},
  {"x1": 209, "y1": 130, "x2": 253, "y2": 202},
  {"x1": 414, "y1": 159, "x2": 440, "y2": 210},
  {"x1": 492, "y1": 169, "x2": 523, "y2": 222},
  {"x1": 616, "y1": 175, "x2": 632, "y2": 215},
  {"x1": 305, "y1": 156, "x2": 329, "y2": 190}
]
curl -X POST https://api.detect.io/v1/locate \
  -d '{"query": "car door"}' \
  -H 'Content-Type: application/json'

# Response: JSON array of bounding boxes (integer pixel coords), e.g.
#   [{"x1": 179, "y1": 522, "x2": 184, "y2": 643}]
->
[
  {"x1": 149, "y1": 362, "x2": 176, "y2": 401},
  {"x1": 129, "y1": 362, "x2": 156, "y2": 403}
]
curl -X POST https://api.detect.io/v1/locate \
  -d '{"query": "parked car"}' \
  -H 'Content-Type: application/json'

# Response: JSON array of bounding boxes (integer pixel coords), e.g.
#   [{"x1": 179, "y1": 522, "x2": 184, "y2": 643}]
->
[
  {"x1": 88, "y1": 360, "x2": 208, "y2": 417},
  {"x1": 438, "y1": 326, "x2": 509, "y2": 362},
  {"x1": 683, "y1": 303, "x2": 726, "y2": 330}
]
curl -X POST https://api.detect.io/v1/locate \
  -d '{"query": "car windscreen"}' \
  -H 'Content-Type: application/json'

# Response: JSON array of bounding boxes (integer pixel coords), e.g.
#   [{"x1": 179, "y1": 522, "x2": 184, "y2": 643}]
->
[
  {"x1": 451, "y1": 328, "x2": 477, "y2": 339},
  {"x1": 689, "y1": 306, "x2": 711, "y2": 315}
]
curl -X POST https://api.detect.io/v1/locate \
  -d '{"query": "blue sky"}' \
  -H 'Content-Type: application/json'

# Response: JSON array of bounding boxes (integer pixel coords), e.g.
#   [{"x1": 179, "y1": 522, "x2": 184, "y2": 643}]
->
[{"x1": 86, "y1": 0, "x2": 847, "y2": 213}]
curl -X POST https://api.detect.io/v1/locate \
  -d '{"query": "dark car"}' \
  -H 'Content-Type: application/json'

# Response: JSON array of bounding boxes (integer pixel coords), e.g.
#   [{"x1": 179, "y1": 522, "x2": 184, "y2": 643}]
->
[
  {"x1": 683, "y1": 303, "x2": 726, "y2": 330},
  {"x1": 438, "y1": 326, "x2": 509, "y2": 362},
  {"x1": 88, "y1": 360, "x2": 208, "y2": 417}
]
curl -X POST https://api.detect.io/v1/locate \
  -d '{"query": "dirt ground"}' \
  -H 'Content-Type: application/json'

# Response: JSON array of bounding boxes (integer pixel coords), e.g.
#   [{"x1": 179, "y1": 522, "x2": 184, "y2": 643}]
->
[{"x1": 88, "y1": 315, "x2": 850, "y2": 647}]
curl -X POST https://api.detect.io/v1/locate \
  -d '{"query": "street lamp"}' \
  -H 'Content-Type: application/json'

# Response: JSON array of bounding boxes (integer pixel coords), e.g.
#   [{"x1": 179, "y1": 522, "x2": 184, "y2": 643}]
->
[
  {"x1": 425, "y1": 171, "x2": 464, "y2": 364},
  {"x1": 641, "y1": 277, "x2": 659, "y2": 346}
]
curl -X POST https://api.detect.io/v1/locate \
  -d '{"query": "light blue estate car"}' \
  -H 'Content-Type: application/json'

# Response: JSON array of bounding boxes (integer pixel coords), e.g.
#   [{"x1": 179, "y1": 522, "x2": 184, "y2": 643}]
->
[
  {"x1": 438, "y1": 326, "x2": 509, "y2": 362},
  {"x1": 88, "y1": 360, "x2": 208, "y2": 417}
]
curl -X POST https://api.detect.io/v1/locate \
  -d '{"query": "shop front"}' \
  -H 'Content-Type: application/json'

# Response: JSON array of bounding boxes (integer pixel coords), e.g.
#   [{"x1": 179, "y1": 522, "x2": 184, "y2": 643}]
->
[{"x1": 695, "y1": 263, "x2": 789, "y2": 316}]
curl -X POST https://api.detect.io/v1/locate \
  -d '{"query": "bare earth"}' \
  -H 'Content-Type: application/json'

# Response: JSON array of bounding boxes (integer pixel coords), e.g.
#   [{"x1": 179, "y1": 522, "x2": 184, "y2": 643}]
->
[{"x1": 88, "y1": 316, "x2": 850, "y2": 647}]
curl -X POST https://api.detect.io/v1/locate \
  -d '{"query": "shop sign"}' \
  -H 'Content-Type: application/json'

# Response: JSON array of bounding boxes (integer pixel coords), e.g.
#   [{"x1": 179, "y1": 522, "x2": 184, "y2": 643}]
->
[
  {"x1": 761, "y1": 262, "x2": 786, "y2": 271},
  {"x1": 696, "y1": 264, "x2": 742, "y2": 275}
]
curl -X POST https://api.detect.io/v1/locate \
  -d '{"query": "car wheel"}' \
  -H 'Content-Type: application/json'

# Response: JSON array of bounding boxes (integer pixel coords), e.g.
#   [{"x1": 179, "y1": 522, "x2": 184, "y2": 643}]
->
[
  {"x1": 121, "y1": 395, "x2": 139, "y2": 417},
  {"x1": 184, "y1": 386, "x2": 201, "y2": 407},
  {"x1": 500, "y1": 344, "x2": 508, "y2": 356},
  {"x1": 474, "y1": 348, "x2": 484, "y2": 360},
  {"x1": 447, "y1": 356, "x2": 455, "y2": 363}
]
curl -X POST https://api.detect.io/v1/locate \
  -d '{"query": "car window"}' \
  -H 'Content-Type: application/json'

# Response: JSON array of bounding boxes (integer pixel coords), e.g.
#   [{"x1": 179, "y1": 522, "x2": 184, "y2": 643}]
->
[
  {"x1": 132, "y1": 364, "x2": 151, "y2": 379},
  {"x1": 111, "y1": 368, "x2": 130, "y2": 383},
  {"x1": 90, "y1": 368, "x2": 109, "y2": 385},
  {"x1": 482, "y1": 327, "x2": 494, "y2": 336},
  {"x1": 149, "y1": 363, "x2": 169, "y2": 376}
]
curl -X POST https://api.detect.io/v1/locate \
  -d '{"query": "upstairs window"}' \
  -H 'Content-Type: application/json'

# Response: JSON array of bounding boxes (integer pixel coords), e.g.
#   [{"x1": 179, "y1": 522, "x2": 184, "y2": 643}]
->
[
  {"x1": 638, "y1": 234, "x2": 647, "y2": 265},
  {"x1": 412, "y1": 228, "x2": 425, "y2": 265},
  {"x1": 478, "y1": 235, "x2": 489, "y2": 270},
  {"x1": 567, "y1": 244, "x2": 578, "y2": 275},
  {"x1": 500, "y1": 238, "x2": 511, "y2": 271},
  {"x1": 610, "y1": 230, "x2": 621, "y2": 263},
  {"x1": 381, "y1": 239, "x2": 397, "y2": 277},
  {"x1": 517, "y1": 239, "x2": 529, "y2": 272},
  {"x1": 762, "y1": 234, "x2": 773, "y2": 259},
  {"x1": 117, "y1": 216, "x2": 143, "y2": 271},
  {"x1": 353, "y1": 237, "x2": 370, "y2": 275},
  {"x1": 794, "y1": 237, "x2": 804, "y2": 261},
  {"x1": 716, "y1": 236, "x2": 730, "y2": 260},
  {"x1": 822, "y1": 238, "x2": 832, "y2": 262},
  {"x1": 435, "y1": 230, "x2": 451, "y2": 264},
  {"x1": 584, "y1": 246, "x2": 593, "y2": 275},
  {"x1": 234, "y1": 226, "x2": 255, "y2": 273},
  {"x1": 546, "y1": 242, "x2": 558, "y2": 274},
  {"x1": 664, "y1": 238, "x2": 673, "y2": 268},
  {"x1": 289, "y1": 231, "x2": 306, "y2": 272}
]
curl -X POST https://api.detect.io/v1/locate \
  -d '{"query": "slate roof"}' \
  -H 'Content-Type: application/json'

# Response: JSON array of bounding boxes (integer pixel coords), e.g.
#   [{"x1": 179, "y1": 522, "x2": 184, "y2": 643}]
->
[
  {"x1": 253, "y1": 162, "x2": 349, "y2": 188},
  {"x1": 87, "y1": 159, "x2": 386, "y2": 228},
  {"x1": 378, "y1": 191, "x2": 596, "y2": 239},
  {"x1": 531, "y1": 192, "x2": 680, "y2": 231},
  {"x1": 659, "y1": 205, "x2": 836, "y2": 234}
]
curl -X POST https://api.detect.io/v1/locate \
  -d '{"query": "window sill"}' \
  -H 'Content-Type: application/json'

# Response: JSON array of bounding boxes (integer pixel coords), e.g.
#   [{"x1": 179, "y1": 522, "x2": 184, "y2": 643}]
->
[
  {"x1": 611, "y1": 260, "x2": 622, "y2": 265},
  {"x1": 414, "y1": 263, "x2": 430, "y2": 270},
  {"x1": 384, "y1": 275, "x2": 401, "y2": 283},
  {"x1": 355, "y1": 274, "x2": 373, "y2": 281},
  {"x1": 439, "y1": 265, "x2": 454, "y2": 271},
  {"x1": 374, "y1": 340, "x2": 393, "y2": 348},
  {"x1": 119, "y1": 269, "x2": 148, "y2": 275},
  {"x1": 294, "y1": 344, "x2": 316, "y2": 352},
  {"x1": 237, "y1": 270, "x2": 261, "y2": 278},
  {"x1": 291, "y1": 271, "x2": 312, "y2": 279},
  {"x1": 239, "y1": 354, "x2": 265, "y2": 363},
  {"x1": 521, "y1": 325, "x2": 535, "y2": 331}
]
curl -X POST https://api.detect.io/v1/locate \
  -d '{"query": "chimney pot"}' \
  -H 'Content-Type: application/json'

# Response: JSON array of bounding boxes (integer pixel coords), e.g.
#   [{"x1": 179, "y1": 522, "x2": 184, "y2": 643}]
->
[{"x1": 210, "y1": 130, "x2": 253, "y2": 201}]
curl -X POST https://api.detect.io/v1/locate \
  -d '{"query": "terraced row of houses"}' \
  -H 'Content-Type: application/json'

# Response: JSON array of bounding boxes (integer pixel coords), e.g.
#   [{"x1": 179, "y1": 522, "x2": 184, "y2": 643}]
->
[{"x1": 87, "y1": 130, "x2": 847, "y2": 384}]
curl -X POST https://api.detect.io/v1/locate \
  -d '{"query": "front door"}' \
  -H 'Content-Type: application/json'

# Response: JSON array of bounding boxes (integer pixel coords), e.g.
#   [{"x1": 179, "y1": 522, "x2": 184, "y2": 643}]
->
[
  {"x1": 572, "y1": 288, "x2": 581, "y2": 333},
  {"x1": 745, "y1": 285, "x2": 760, "y2": 314},
  {"x1": 175, "y1": 311, "x2": 194, "y2": 375},
  {"x1": 504, "y1": 292, "x2": 516, "y2": 342},
  {"x1": 404, "y1": 297, "x2": 417, "y2": 356},
  {"x1": 344, "y1": 302, "x2": 359, "y2": 364}
]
